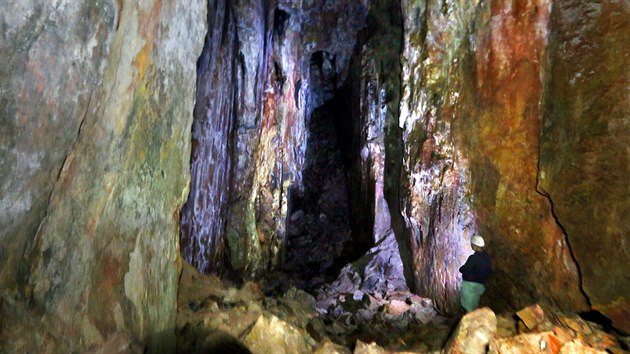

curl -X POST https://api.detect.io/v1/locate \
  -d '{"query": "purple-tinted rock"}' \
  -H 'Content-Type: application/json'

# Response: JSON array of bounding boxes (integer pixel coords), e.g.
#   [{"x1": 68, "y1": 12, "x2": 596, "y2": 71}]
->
[{"x1": 180, "y1": 0, "x2": 238, "y2": 274}]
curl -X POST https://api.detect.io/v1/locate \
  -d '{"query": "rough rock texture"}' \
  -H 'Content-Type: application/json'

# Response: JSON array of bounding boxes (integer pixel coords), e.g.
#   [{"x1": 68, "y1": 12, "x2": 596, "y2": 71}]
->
[
  {"x1": 176, "y1": 262, "x2": 320, "y2": 354},
  {"x1": 178, "y1": 0, "x2": 630, "y2": 333},
  {"x1": 181, "y1": 0, "x2": 371, "y2": 278},
  {"x1": 397, "y1": 0, "x2": 630, "y2": 327},
  {"x1": 489, "y1": 331, "x2": 563, "y2": 354},
  {"x1": 0, "y1": 0, "x2": 115, "y2": 300},
  {"x1": 0, "y1": 0, "x2": 206, "y2": 352},
  {"x1": 444, "y1": 307, "x2": 497, "y2": 354},
  {"x1": 3, "y1": 0, "x2": 630, "y2": 350},
  {"x1": 398, "y1": 0, "x2": 478, "y2": 313},
  {"x1": 284, "y1": 101, "x2": 354, "y2": 289},
  {"x1": 179, "y1": 266, "x2": 626, "y2": 353},
  {"x1": 180, "y1": 0, "x2": 630, "y2": 332},
  {"x1": 244, "y1": 315, "x2": 314, "y2": 354},
  {"x1": 177, "y1": 260, "x2": 447, "y2": 353},
  {"x1": 327, "y1": 0, "x2": 418, "y2": 319},
  {"x1": 179, "y1": 0, "x2": 237, "y2": 274},
  {"x1": 539, "y1": 0, "x2": 630, "y2": 326}
]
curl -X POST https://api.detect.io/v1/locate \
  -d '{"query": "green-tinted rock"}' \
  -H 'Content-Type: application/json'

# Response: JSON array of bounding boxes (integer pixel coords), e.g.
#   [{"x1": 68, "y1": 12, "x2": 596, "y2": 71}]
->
[{"x1": 0, "y1": 0, "x2": 206, "y2": 352}]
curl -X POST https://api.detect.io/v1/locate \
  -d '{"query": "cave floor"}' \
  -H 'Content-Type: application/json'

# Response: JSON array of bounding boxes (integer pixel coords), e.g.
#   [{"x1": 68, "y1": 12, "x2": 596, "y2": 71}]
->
[
  {"x1": 176, "y1": 262, "x2": 630, "y2": 353},
  {"x1": 176, "y1": 261, "x2": 451, "y2": 353}
]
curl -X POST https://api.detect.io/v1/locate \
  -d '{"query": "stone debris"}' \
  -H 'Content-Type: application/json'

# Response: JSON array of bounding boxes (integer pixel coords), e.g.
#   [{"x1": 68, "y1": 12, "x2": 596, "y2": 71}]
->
[
  {"x1": 488, "y1": 306, "x2": 629, "y2": 354},
  {"x1": 314, "y1": 339, "x2": 353, "y2": 354},
  {"x1": 489, "y1": 331, "x2": 563, "y2": 354},
  {"x1": 177, "y1": 262, "x2": 629, "y2": 354},
  {"x1": 558, "y1": 339, "x2": 609, "y2": 354},
  {"x1": 177, "y1": 261, "x2": 447, "y2": 353},
  {"x1": 444, "y1": 307, "x2": 498, "y2": 354},
  {"x1": 0, "y1": 296, "x2": 142, "y2": 353},
  {"x1": 516, "y1": 304, "x2": 551, "y2": 332},
  {"x1": 244, "y1": 315, "x2": 315, "y2": 354},
  {"x1": 354, "y1": 340, "x2": 387, "y2": 354}
]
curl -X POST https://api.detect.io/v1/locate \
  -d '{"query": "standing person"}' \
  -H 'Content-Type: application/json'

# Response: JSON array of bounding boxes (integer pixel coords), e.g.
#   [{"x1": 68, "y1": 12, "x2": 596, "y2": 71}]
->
[{"x1": 459, "y1": 235, "x2": 493, "y2": 312}]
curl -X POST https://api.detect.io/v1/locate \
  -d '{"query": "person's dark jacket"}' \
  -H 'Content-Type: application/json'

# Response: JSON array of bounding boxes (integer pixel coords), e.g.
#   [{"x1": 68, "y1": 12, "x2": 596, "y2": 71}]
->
[{"x1": 459, "y1": 250, "x2": 493, "y2": 284}]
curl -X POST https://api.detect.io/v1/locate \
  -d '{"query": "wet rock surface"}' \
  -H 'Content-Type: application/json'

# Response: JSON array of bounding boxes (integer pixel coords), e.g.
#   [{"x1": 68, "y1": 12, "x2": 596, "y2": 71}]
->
[
  {"x1": 396, "y1": 0, "x2": 630, "y2": 321},
  {"x1": 181, "y1": 0, "x2": 630, "y2": 334},
  {"x1": 179, "y1": 0, "x2": 238, "y2": 274},
  {"x1": 181, "y1": 0, "x2": 372, "y2": 279},
  {"x1": 1, "y1": 0, "x2": 630, "y2": 352}
]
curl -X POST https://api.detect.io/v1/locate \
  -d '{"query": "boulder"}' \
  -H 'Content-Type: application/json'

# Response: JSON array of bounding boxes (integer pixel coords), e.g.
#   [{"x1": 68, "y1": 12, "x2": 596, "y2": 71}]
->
[
  {"x1": 387, "y1": 300, "x2": 410, "y2": 316},
  {"x1": 243, "y1": 315, "x2": 314, "y2": 354},
  {"x1": 495, "y1": 314, "x2": 518, "y2": 339},
  {"x1": 488, "y1": 331, "x2": 562, "y2": 354},
  {"x1": 516, "y1": 304, "x2": 551, "y2": 332},
  {"x1": 558, "y1": 340, "x2": 608, "y2": 354},
  {"x1": 409, "y1": 302, "x2": 437, "y2": 324},
  {"x1": 313, "y1": 339, "x2": 352, "y2": 354},
  {"x1": 353, "y1": 340, "x2": 386, "y2": 354},
  {"x1": 444, "y1": 307, "x2": 497, "y2": 354}
]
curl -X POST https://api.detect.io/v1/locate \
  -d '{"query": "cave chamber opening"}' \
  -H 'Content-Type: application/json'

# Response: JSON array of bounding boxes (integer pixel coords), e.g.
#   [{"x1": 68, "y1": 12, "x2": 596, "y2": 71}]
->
[{"x1": 283, "y1": 50, "x2": 375, "y2": 291}]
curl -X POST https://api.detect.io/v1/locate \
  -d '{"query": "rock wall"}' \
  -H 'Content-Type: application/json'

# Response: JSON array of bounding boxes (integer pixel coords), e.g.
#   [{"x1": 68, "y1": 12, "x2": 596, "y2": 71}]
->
[
  {"x1": 398, "y1": 0, "x2": 629, "y2": 319},
  {"x1": 182, "y1": 0, "x2": 370, "y2": 278},
  {"x1": 180, "y1": 0, "x2": 237, "y2": 275},
  {"x1": 399, "y1": 0, "x2": 482, "y2": 314},
  {"x1": 464, "y1": 0, "x2": 589, "y2": 312},
  {"x1": 539, "y1": 0, "x2": 630, "y2": 328},
  {"x1": 179, "y1": 0, "x2": 629, "y2": 323},
  {"x1": 347, "y1": 0, "x2": 413, "y2": 298},
  {"x1": 3, "y1": 0, "x2": 628, "y2": 347},
  {"x1": 0, "y1": 0, "x2": 206, "y2": 351},
  {"x1": 398, "y1": 0, "x2": 589, "y2": 313}
]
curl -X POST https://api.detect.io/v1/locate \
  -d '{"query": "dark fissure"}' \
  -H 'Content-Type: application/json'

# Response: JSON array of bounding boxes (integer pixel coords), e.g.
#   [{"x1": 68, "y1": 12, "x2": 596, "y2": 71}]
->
[{"x1": 284, "y1": 51, "x2": 372, "y2": 290}]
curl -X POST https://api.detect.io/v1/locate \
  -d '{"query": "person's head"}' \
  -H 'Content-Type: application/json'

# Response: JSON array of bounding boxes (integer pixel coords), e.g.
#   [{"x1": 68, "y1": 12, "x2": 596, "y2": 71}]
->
[{"x1": 471, "y1": 235, "x2": 485, "y2": 251}]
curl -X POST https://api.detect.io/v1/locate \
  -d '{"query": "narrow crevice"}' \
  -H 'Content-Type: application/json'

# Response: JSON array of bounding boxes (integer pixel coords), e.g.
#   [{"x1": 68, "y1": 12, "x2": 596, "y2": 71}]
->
[
  {"x1": 113, "y1": 0, "x2": 123, "y2": 31},
  {"x1": 535, "y1": 186, "x2": 593, "y2": 308},
  {"x1": 283, "y1": 98, "x2": 356, "y2": 290},
  {"x1": 273, "y1": 7, "x2": 289, "y2": 39}
]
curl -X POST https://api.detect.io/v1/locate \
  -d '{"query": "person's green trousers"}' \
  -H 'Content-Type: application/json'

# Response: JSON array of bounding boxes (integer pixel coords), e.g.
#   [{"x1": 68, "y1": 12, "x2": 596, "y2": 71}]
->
[{"x1": 460, "y1": 280, "x2": 486, "y2": 312}]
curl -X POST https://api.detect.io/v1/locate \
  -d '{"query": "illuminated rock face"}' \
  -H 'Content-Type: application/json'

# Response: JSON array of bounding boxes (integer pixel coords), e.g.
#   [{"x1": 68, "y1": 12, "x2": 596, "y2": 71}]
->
[
  {"x1": 399, "y1": 0, "x2": 630, "y2": 319},
  {"x1": 540, "y1": 0, "x2": 630, "y2": 328},
  {"x1": 2, "y1": 0, "x2": 629, "y2": 350},
  {"x1": 398, "y1": 0, "x2": 481, "y2": 313},
  {"x1": 179, "y1": 0, "x2": 237, "y2": 275},
  {"x1": 399, "y1": 0, "x2": 590, "y2": 313},
  {"x1": 0, "y1": 0, "x2": 205, "y2": 351},
  {"x1": 181, "y1": 0, "x2": 370, "y2": 277},
  {"x1": 183, "y1": 0, "x2": 630, "y2": 323}
]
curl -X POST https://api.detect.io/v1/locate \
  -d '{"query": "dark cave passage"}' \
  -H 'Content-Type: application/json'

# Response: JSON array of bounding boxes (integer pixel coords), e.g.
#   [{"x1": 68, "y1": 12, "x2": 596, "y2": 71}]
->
[
  {"x1": 283, "y1": 51, "x2": 371, "y2": 290},
  {"x1": 284, "y1": 102, "x2": 353, "y2": 290}
]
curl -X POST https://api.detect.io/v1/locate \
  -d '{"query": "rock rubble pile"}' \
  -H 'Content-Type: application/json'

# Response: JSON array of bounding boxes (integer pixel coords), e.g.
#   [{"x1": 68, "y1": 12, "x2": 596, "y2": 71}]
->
[{"x1": 177, "y1": 262, "x2": 630, "y2": 354}]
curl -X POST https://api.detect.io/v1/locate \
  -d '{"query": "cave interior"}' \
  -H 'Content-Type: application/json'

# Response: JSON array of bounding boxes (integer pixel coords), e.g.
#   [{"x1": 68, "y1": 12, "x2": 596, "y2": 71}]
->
[{"x1": 1, "y1": 0, "x2": 629, "y2": 353}]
